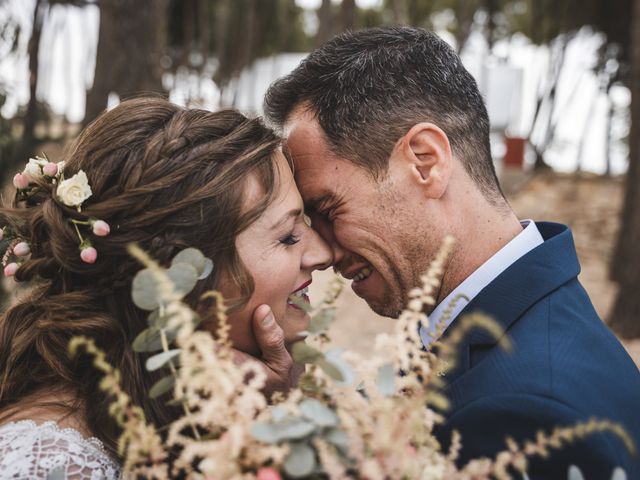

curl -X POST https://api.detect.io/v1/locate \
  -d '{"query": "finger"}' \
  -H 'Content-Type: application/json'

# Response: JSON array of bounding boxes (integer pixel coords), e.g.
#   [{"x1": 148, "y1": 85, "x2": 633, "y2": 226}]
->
[{"x1": 252, "y1": 304, "x2": 292, "y2": 374}]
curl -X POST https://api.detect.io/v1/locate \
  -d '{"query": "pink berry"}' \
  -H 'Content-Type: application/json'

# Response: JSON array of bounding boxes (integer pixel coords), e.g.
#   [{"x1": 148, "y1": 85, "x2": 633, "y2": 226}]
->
[
  {"x1": 13, "y1": 241, "x2": 30, "y2": 257},
  {"x1": 257, "y1": 468, "x2": 282, "y2": 480},
  {"x1": 13, "y1": 173, "x2": 30, "y2": 190},
  {"x1": 92, "y1": 220, "x2": 110, "y2": 237},
  {"x1": 3, "y1": 263, "x2": 18, "y2": 277},
  {"x1": 80, "y1": 246, "x2": 98, "y2": 264},
  {"x1": 42, "y1": 162, "x2": 58, "y2": 177}
]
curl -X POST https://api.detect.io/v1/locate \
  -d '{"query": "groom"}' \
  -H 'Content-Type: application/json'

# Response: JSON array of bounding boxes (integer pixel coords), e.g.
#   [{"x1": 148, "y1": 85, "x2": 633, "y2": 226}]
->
[{"x1": 257, "y1": 27, "x2": 640, "y2": 478}]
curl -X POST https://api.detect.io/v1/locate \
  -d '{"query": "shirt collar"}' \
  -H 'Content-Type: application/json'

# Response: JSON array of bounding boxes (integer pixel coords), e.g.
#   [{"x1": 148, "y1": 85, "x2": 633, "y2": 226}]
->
[{"x1": 420, "y1": 220, "x2": 544, "y2": 347}]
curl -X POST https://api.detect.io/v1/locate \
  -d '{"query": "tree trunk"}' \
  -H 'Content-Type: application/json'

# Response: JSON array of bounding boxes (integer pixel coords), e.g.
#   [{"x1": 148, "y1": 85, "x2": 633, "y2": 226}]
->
[
  {"x1": 609, "y1": 0, "x2": 640, "y2": 338},
  {"x1": 390, "y1": 0, "x2": 408, "y2": 25},
  {"x1": 339, "y1": 0, "x2": 356, "y2": 32},
  {"x1": 453, "y1": 0, "x2": 473, "y2": 53},
  {"x1": 22, "y1": 0, "x2": 47, "y2": 152},
  {"x1": 315, "y1": 0, "x2": 333, "y2": 47},
  {"x1": 83, "y1": 0, "x2": 168, "y2": 126},
  {"x1": 604, "y1": 92, "x2": 613, "y2": 176}
]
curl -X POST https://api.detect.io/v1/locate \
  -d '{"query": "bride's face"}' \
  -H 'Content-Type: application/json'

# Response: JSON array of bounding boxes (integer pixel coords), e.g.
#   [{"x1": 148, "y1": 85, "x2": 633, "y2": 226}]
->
[{"x1": 222, "y1": 151, "x2": 332, "y2": 356}]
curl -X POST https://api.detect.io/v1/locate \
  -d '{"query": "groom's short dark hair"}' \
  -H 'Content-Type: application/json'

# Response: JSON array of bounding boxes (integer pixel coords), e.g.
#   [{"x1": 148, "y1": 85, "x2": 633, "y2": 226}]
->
[{"x1": 264, "y1": 26, "x2": 503, "y2": 202}]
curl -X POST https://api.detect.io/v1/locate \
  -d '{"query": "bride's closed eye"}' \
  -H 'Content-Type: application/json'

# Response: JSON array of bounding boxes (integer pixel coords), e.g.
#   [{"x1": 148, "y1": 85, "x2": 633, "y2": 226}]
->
[{"x1": 279, "y1": 233, "x2": 300, "y2": 246}]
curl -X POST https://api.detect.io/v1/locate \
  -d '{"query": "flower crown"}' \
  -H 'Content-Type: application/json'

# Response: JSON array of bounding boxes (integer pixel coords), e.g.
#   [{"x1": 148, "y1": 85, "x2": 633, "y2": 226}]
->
[{"x1": 2, "y1": 155, "x2": 111, "y2": 278}]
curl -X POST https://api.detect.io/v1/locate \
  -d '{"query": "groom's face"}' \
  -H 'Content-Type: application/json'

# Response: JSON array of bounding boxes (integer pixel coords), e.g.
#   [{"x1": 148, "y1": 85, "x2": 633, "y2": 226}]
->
[{"x1": 284, "y1": 109, "x2": 431, "y2": 317}]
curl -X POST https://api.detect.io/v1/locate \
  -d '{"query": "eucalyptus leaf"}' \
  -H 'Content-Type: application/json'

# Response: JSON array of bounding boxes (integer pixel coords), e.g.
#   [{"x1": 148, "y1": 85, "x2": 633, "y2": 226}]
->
[
  {"x1": 274, "y1": 416, "x2": 316, "y2": 440},
  {"x1": 317, "y1": 358, "x2": 345, "y2": 382},
  {"x1": 325, "y1": 428, "x2": 350, "y2": 450},
  {"x1": 376, "y1": 362, "x2": 397, "y2": 396},
  {"x1": 283, "y1": 442, "x2": 316, "y2": 478},
  {"x1": 292, "y1": 342, "x2": 323, "y2": 364},
  {"x1": 166, "y1": 263, "x2": 198, "y2": 296},
  {"x1": 271, "y1": 405, "x2": 288, "y2": 421},
  {"x1": 308, "y1": 308, "x2": 335, "y2": 334},
  {"x1": 132, "y1": 327, "x2": 162, "y2": 352},
  {"x1": 568, "y1": 466, "x2": 585, "y2": 480},
  {"x1": 172, "y1": 248, "x2": 206, "y2": 274},
  {"x1": 251, "y1": 422, "x2": 281, "y2": 444},
  {"x1": 299, "y1": 398, "x2": 339, "y2": 427},
  {"x1": 132, "y1": 269, "x2": 161, "y2": 311},
  {"x1": 199, "y1": 257, "x2": 214, "y2": 280},
  {"x1": 324, "y1": 349, "x2": 354, "y2": 386},
  {"x1": 132, "y1": 326, "x2": 178, "y2": 353},
  {"x1": 149, "y1": 374, "x2": 175, "y2": 399},
  {"x1": 147, "y1": 309, "x2": 176, "y2": 328},
  {"x1": 146, "y1": 349, "x2": 181, "y2": 371},
  {"x1": 611, "y1": 468, "x2": 627, "y2": 480},
  {"x1": 251, "y1": 416, "x2": 315, "y2": 444}
]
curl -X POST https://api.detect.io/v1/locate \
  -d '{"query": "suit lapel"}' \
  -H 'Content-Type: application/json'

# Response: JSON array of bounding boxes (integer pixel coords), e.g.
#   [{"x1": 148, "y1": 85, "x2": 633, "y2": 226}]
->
[{"x1": 437, "y1": 222, "x2": 581, "y2": 385}]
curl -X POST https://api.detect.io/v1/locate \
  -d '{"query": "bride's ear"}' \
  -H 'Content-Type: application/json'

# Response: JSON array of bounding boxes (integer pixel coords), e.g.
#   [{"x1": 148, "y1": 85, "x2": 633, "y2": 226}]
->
[{"x1": 390, "y1": 122, "x2": 453, "y2": 199}]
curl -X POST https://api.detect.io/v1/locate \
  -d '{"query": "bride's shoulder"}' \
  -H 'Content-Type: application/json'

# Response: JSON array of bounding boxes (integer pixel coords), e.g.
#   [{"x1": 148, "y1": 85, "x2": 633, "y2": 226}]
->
[{"x1": 0, "y1": 419, "x2": 121, "y2": 479}]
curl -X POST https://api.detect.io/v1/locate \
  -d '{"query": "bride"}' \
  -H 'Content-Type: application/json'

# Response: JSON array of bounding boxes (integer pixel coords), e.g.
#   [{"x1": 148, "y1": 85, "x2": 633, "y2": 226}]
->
[{"x1": 0, "y1": 98, "x2": 331, "y2": 478}]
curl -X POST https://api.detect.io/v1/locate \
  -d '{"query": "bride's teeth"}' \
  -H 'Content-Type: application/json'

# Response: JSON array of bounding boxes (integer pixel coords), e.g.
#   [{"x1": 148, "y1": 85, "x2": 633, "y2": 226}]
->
[
  {"x1": 290, "y1": 286, "x2": 309, "y2": 299},
  {"x1": 353, "y1": 266, "x2": 372, "y2": 282}
]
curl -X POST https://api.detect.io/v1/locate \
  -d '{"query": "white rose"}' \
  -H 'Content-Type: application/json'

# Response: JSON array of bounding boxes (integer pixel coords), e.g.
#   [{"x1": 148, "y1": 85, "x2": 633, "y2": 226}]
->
[
  {"x1": 23, "y1": 157, "x2": 48, "y2": 178},
  {"x1": 57, "y1": 170, "x2": 93, "y2": 209}
]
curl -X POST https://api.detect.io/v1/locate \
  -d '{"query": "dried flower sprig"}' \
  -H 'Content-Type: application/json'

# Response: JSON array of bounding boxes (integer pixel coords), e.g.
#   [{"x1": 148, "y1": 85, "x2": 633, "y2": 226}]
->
[
  {"x1": 68, "y1": 336, "x2": 167, "y2": 475},
  {"x1": 458, "y1": 418, "x2": 635, "y2": 480}
]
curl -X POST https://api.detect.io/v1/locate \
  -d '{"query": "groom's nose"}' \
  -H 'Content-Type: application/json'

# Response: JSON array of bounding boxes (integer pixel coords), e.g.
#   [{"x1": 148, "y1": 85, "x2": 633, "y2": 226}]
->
[{"x1": 309, "y1": 213, "x2": 345, "y2": 266}]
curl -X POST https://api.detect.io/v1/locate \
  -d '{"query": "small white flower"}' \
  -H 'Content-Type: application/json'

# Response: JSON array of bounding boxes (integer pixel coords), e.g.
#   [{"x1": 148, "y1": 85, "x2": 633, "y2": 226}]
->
[
  {"x1": 57, "y1": 170, "x2": 93, "y2": 209},
  {"x1": 23, "y1": 157, "x2": 48, "y2": 178},
  {"x1": 56, "y1": 161, "x2": 66, "y2": 175}
]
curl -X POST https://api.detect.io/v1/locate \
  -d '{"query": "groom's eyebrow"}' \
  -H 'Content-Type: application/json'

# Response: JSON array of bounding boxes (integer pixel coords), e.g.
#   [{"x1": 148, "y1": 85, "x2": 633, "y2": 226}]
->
[
  {"x1": 305, "y1": 193, "x2": 337, "y2": 213},
  {"x1": 270, "y1": 208, "x2": 302, "y2": 230}
]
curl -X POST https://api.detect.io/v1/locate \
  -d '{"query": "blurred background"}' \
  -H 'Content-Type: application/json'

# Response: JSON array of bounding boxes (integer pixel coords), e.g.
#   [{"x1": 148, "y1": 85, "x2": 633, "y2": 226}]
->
[{"x1": 0, "y1": 0, "x2": 638, "y2": 363}]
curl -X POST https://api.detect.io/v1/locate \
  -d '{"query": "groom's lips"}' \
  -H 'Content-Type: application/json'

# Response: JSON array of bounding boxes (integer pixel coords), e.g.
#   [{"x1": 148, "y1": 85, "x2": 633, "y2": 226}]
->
[
  {"x1": 340, "y1": 263, "x2": 370, "y2": 281},
  {"x1": 340, "y1": 263, "x2": 376, "y2": 298}
]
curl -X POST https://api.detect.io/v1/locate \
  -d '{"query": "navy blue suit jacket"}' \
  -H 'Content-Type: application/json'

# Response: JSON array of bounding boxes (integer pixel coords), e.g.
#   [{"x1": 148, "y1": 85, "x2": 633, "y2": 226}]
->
[{"x1": 434, "y1": 222, "x2": 640, "y2": 479}]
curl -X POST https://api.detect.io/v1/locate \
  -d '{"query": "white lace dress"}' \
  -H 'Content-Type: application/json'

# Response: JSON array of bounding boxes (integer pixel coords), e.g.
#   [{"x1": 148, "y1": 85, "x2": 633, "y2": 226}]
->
[{"x1": 0, "y1": 420, "x2": 121, "y2": 479}]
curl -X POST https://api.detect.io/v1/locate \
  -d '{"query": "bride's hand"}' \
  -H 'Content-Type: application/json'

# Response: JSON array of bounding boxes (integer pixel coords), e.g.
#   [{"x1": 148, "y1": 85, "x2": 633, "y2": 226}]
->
[{"x1": 232, "y1": 304, "x2": 304, "y2": 398}]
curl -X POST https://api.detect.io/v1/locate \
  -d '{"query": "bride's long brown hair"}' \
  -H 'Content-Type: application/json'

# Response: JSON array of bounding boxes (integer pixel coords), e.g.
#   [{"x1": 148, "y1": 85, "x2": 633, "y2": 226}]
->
[{"x1": 0, "y1": 98, "x2": 281, "y2": 456}]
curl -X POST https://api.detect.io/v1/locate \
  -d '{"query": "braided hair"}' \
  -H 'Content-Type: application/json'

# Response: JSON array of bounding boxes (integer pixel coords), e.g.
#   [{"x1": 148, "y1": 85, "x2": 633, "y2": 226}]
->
[{"x1": 0, "y1": 98, "x2": 281, "y2": 456}]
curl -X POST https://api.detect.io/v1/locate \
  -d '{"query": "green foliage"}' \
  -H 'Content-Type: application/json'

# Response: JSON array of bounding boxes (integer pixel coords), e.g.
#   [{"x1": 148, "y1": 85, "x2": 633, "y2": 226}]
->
[
  {"x1": 284, "y1": 442, "x2": 316, "y2": 478},
  {"x1": 146, "y1": 349, "x2": 182, "y2": 371},
  {"x1": 130, "y1": 246, "x2": 213, "y2": 408},
  {"x1": 132, "y1": 326, "x2": 176, "y2": 353},
  {"x1": 149, "y1": 375, "x2": 176, "y2": 399},
  {"x1": 292, "y1": 342, "x2": 345, "y2": 382},
  {"x1": 299, "y1": 398, "x2": 339, "y2": 428}
]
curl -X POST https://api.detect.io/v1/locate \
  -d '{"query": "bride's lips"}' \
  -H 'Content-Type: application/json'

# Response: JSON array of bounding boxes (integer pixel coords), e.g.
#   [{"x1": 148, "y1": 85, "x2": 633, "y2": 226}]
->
[{"x1": 287, "y1": 279, "x2": 312, "y2": 310}]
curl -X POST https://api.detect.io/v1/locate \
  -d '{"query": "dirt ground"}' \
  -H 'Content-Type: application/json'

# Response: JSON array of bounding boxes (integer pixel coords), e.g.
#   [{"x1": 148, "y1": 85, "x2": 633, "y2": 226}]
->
[{"x1": 313, "y1": 170, "x2": 640, "y2": 368}]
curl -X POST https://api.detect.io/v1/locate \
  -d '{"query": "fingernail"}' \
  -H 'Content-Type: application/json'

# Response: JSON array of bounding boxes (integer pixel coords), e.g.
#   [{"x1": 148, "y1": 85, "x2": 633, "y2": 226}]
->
[{"x1": 262, "y1": 312, "x2": 274, "y2": 327}]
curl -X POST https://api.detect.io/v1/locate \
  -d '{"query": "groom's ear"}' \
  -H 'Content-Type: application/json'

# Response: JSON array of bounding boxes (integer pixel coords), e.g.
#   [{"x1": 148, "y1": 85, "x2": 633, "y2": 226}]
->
[{"x1": 390, "y1": 122, "x2": 453, "y2": 199}]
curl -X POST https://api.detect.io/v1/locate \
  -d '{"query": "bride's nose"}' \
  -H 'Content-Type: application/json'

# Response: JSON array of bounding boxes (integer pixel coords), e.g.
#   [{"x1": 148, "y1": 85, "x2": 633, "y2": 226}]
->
[{"x1": 302, "y1": 228, "x2": 333, "y2": 271}]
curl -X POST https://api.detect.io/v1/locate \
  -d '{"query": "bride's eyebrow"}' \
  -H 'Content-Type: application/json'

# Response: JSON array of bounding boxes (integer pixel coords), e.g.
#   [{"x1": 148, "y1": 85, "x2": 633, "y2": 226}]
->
[{"x1": 270, "y1": 208, "x2": 302, "y2": 231}]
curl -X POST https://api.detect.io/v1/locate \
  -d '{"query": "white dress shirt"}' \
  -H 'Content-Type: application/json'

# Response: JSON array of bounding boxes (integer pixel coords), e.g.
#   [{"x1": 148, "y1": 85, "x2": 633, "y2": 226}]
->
[{"x1": 419, "y1": 220, "x2": 544, "y2": 347}]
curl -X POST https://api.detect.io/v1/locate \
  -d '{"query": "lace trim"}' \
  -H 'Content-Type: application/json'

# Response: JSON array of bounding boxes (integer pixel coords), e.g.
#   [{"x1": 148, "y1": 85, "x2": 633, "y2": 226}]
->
[
  {"x1": 0, "y1": 419, "x2": 110, "y2": 455},
  {"x1": 0, "y1": 419, "x2": 121, "y2": 479}
]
